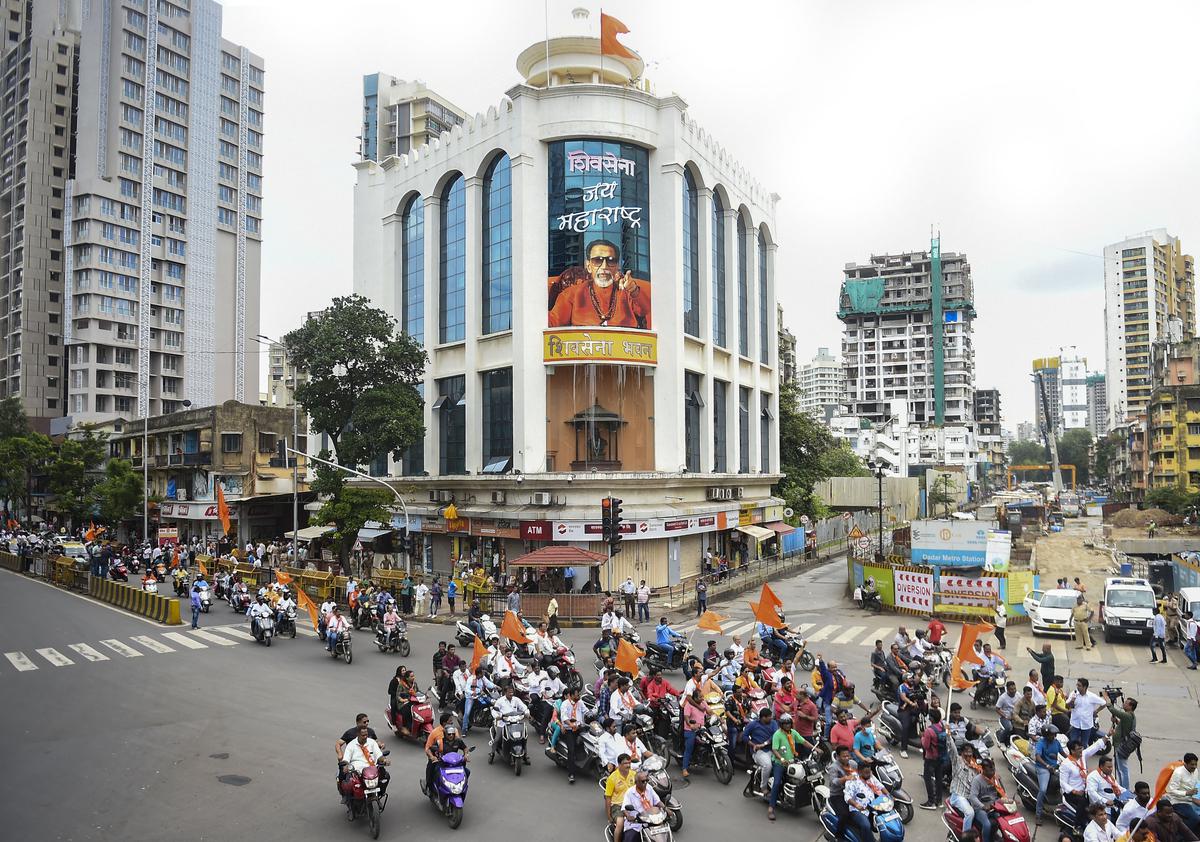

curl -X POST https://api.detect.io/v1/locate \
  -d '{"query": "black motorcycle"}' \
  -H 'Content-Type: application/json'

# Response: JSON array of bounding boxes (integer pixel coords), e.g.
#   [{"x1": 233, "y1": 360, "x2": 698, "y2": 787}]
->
[
  {"x1": 861, "y1": 589, "x2": 883, "y2": 613},
  {"x1": 672, "y1": 712, "x2": 733, "y2": 784},
  {"x1": 276, "y1": 607, "x2": 297, "y2": 639},
  {"x1": 374, "y1": 621, "x2": 411, "y2": 656},
  {"x1": 488, "y1": 712, "x2": 529, "y2": 776},
  {"x1": 743, "y1": 745, "x2": 823, "y2": 814},
  {"x1": 642, "y1": 641, "x2": 695, "y2": 674}
]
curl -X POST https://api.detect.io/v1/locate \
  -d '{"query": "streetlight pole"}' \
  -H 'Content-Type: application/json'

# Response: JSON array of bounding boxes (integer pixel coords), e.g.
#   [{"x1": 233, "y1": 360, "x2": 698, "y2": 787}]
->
[{"x1": 869, "y1": 460, "x2": 885, "y2": 563}]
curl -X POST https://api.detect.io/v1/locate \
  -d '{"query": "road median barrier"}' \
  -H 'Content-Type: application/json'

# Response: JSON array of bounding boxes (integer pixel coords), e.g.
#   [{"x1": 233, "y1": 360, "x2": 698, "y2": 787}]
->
[
  {"x1": 0, "y1": 550, "x2": 22, "y2": 572},
  {"x1": 90, "y1": 576, "x2": 182, "y2": 624}
]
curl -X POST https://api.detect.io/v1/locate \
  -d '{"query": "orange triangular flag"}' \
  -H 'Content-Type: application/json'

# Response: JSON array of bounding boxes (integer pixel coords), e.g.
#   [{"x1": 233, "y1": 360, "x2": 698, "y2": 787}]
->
[
  {"x1": 1152, "y1": 760, "x2": 1184, "y2": 804},
  {"x1": 470, "y1": 635, "x2": 489, "y2": 673},
  {"x1": 615, "y1": 637, "x2": 644, "y2": 676},
  {"x1": 949, "y1": 655, "x2": 977, "y2": 690},
  {"x1": 197, "y1": 556, "x2": 208, "y2": 577},
  {"x1": 216, "y1": 484, "x2": 232, "y2": 536},
  {"x1": 600, "y1": 12, "x2": 637, "y2": 59},
  {"x1": 500, "y1": 610, "x2": 531, "y2": 645},
  {"x1": 759, "y1": 583, "x2": 783, "y2": 612},
  {"x1": 276, "y1": 570, "x2": 294, "y2": 586},
  {"x1": 85, "y1": 522, "x2": 97, "y2": 542},
  {"x1": 955, "y1": 621, "x2": 994, "y2": 667},
  {"x1": 750, "y1": 600, "x2": 784, "y2": 629},
  {"x1": 696, "y1": 610, "x2": 726, "y2": 634},
  {"x1": 295, "y1": 587, "x2": 321, "y2": 631}
]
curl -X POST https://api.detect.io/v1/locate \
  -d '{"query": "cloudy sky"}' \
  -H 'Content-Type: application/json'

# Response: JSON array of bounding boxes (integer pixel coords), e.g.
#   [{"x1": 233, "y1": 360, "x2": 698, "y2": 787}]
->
[{"x1": 224, "y1": 0, "x2": 1200, "y2": 429}]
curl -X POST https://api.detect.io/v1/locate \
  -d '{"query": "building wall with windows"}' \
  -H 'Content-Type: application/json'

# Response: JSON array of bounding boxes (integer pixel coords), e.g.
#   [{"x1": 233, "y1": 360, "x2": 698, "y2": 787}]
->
[
  {"x1": 798, "y1": 345, "x2": 842, "y2": 421},
  {"x1": 352, "y1": 28, "x2": 781, "y2": 587}
]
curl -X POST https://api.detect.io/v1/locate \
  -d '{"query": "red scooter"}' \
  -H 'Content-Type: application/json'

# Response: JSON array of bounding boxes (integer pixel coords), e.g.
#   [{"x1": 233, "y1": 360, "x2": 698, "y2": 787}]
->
[
  {"x1": 383, "y1": 691, "x2": 435, "y2": 744},
  {"x1": 942, "y1": 797, "x2": 1031, "y2": 842}
]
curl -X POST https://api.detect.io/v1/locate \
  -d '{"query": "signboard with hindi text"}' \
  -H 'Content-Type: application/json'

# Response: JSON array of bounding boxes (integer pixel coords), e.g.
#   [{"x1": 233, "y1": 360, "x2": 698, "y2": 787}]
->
[{"x1": 543, "y1": 327, "x2": 657, "y2": 365}]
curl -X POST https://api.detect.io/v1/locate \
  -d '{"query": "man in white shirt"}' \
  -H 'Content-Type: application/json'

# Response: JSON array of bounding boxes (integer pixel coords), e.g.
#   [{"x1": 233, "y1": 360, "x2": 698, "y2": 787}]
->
[
  {"x1": 601, "y1": 609, "x2": 619, "y2": 634},
  {"x1": 1087, "y1": 754, "x2": 1129, "y2": 810},
  {"x1": 346, "y1": 577, "x2": 358, "y2": 602},
  {"x1": 463, "y1": 668, "x2": 498, "y2": 735},
  {"x1": 414, "y1": 581, "x2": 429, "y2": 617},
  {"x1": 1067, "y1": 678, "x2": 1107, "y2": 746},
  {"x1": 621, "y1": 771, "x2": 665, "y2": 832},
  {"x1": 339, "y1": 726, "x2": 390, "y2": 796},
  {"x1": 1025, "y1": 670, "x2": 1047, "y2": 706},
  {"x1": 610, "y1": 610, "x2": 635, "y2": 639},
  {"x1": 1115, "y1": 781, "x2": 1153, "y2": 833},
  {"x1": 893, "y1": 626, "x2": 913, "y2": 652},
  {"x1": 609, "y1": 676, "x2": 639, "y2": 725},
  {"x1": 559, "y1": 687, "x2": 587, "y2": 783},
  {"x1": 1060, "y1": 736, "x2": 1110, "y2": 831},
  {"x1": 1082, "y1": 802, "x2": 1120, "y2": 842},
  {"x1": 275, "y1": 591, "x2": 296, "y2": 625},
  {"x1": 729, "y1": 634, "x2": 745, "y2": 665},
  {"x1": 452, "y1": 662, "x2": 472, "y2": 699},
  {"x1": 248, "y1": 595, "x2": 273, "y2": 638},
  {"x1": 598, "y1": 717, "x2": 625, "y2": 772},
  {"x1": 492, "y1": 684, "x2": 529, "y2": 719},
  {"x1": 1165, "y1": 751, "x2": 1200, "y2": 832},
  {"x1": 635, "y1": 580, "x2": 651, "y2": 624},
  {"x1": 491, "y1": 644, "x2": 527, "y2": 684},
  {"x1": 620, "y1": 576, "x2": 637, "y2": 617}
]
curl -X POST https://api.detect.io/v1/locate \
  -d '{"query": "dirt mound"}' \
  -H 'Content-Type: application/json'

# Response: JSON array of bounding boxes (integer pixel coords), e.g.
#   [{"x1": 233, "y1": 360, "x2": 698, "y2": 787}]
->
[{"x1": 1110, "y1": 507, "x2": 1174, "y2": 528}]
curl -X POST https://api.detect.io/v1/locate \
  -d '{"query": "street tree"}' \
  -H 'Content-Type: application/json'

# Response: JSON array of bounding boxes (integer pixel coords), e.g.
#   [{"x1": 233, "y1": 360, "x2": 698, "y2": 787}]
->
[
  {"x1": 48, "y1": 429, "x2": 108, "y2": 526},
  {"x1": 1007, "y1": 439, "x2": 1047, "y2": 466},
  {"x1": 0, "y1": 433, "x2": 54, "y2": 524},
  {"x1": 1056, "y1": 428, "x2": 1093, "y2": 485},
  {"x1": 928, "y1": 473, "x2": 957, "y2": 518},
  {"x1": 283, "y1": 295, "x2": 427, "y2": 568},
  {"x1": 93, "y1": 458, "x2": 145, "y2": 526}
]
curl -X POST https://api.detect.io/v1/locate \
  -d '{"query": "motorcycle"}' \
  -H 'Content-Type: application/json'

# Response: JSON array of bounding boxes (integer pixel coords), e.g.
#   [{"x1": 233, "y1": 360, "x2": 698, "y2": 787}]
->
[
  {"x1": 384, "y1": 691, "x2": 435, "y2": 744},
  {"x1": 153, "y1": 561, "x2": 168, "y2": 581},
  {"x1": 330, "y1": 629, "x2": 353, "y2": 664},
  {"x1": 198, "y1": 585, "x2": 213, "y2": 613},
  {"x1": 545, "y1": 716, "x2": 604, "y2": 778},
  {"x1": 924, "y1": 646, "x2": 953, "y2": 688},
  {"x1": 353, "y1": 600, "x2": 376, "y2": 631},
  {"x1": 744, "y1": 745, "x2": 824, "y2": 814},
  {"x1": 551, "y1": 647, "x2": 583, "y2": 693},
  {"x1": 252, "y1": 613, "x2": 275, "y2": 646},
  {"x1": 108, "y1": 560, "x2": 129, "y2": 582},
  {"x1": 871, "y1": 750, "x2": 914, "y2": 824},
  {"x1": 374, "y1": 621, "x2": 411, "y2": 656},
  {"x1": 641, "y1": 754, "x2": 684, "y2": 831},
  {"x1": 228, "y1": 589, "x2": 251, "y2": 613},
  {"x1": 861, "y1": 589, "x2": 883, "y2": 614},
  {"x1": 642, "y1": 641, "x2": 695, "y2": 674},
  {"x1": 422, "y1": 747, "x2": 473, "y2": 829},
  {"x1": 488, "y1": 712, "x2": 529, "y2": 776},
  {"x1": 670, "y1": 704, "x2": 733, "y2": 785},
  {"x1": 336, "y1": 751, "x2": 391, "y2": 840},
  {"x1": 943, "y1": 797, "x2": 1031, "y2": 842},
  {"x1": 970, "y1": 671, "x2": 1003, "y2": 710},
  {"x1": 815, "y1": 788, "x2": 905, "y2": 842},
  {"x1": 1003, "y1": 734, "x2": 1063, "y2": 813}
]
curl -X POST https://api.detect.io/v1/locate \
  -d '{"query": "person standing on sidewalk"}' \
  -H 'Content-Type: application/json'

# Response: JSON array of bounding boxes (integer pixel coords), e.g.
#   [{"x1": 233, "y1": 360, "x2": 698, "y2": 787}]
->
[
  {"x1": 1151, "y1": 606, "x2": 1168, "y2": 664},
  {"x1": 429, "y1": 577, "x2": 442, "y2": 618},
  {"x1": 696, "y1": 578, "x2": 708, "y2": 617},
  {"x1": 1073, "y1": 594, "x2": 1095, "y2": 651},
  {"x1": 635, "y1": 580, "x2": 650, "y2": 624},
  {"x1": 993, "y1": 599, "x2": 1008, "y2": 650},
  {"x1": 189, "y1": 583, "x2": 202, "y2": 629},
  {"x1": 620, "y1": 577, "x2": 636, "y2": 617}
]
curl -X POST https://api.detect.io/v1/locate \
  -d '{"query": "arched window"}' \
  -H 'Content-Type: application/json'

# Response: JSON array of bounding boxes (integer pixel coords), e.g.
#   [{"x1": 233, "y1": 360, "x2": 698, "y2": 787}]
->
[
  {"x1": 758, "y1": 230, "x2": 769, "y2": 364},
  {"x1": 711, "y1": 191, "x2": 726, "y2": 348},
  {"x1": 401, "y1": 195, "x2": 424, "y2": 344},
  {"x1": 737, "y1": 214, "x2": 749, "y2": 357},
  {"x1": 682, "y1": 170, "x2": 700, "y2": 337},
  {"x1": 481, "y1": 154, "x2": 512, "y2": 334},
  {"x1": 439, "y1": 175, "x2": 466, "y2": 344}
]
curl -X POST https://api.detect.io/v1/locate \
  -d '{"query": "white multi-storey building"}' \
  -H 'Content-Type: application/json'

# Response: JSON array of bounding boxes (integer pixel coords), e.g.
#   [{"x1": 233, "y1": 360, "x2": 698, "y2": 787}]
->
[
  {"x1": 352, "y1": 13, "x2": 782, "y2": 588},
  {"x1": 797, "y1": 346, "x2": 842, "y2": 421},
  {"x1": 1103, "y1": 229, "x2": 1194, "y2": 429},
  {"x1": 22, "y1": 0, "x2": 265, "y2": 427},
  {"x1": 1059, "y1": 346, "x2": 1088, "y2": 432}
]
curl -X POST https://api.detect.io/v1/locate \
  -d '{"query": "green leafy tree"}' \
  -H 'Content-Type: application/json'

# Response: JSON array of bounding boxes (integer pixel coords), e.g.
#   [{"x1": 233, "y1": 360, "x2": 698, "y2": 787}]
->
[
  {"x1": 0, "y1": 396, "x2": 30, "y2": 439},
  {"x1": 776, "y1": 379, "x2": 868, "y2": 521},
  {"x1": 1057, "y1": 428, "x2": 1093, "y2": 485},
  {"x1": 283, "y1": 295, "x2": 427, "y2": 567},
  {"x1": 0, "y1": 433, "x2": 54, "y2": 523},
  {"x1": 48, "y1": 429, "x2": 108, "y2": 526},
  {"x1": 1145, "y1": 485, "x2": 1191, "y2": 515},
  {"x1": 1008, "y1": 439, "x2": 1047, "y2": 466},
  {"x1": 928, "y1": 474, "x2": 957, "y2": 518},
  {"x1": 1093, "y1": 432, "x2": 1119, "y2": 485},
  {"x1": 93, "y1": 458, "x2": 145, "y2": 526}
]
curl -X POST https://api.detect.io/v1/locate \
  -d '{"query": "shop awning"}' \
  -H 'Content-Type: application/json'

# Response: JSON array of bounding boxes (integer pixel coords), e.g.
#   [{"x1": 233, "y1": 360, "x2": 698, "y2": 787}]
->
[
  {"x1": 736, "y1": 525, "x2": 775, "y2": 542},
  {"x1": 765, "y1": 522, "x2": 796, "y2": 536},
  {"x1": 357, "y1": 527, "x2": 394, "y2": 542},
  {"x1": 508, "y1": 545, "x2": 608, "y2": 568},
  {"x1": 284, "y1": 525, "x2": 335, "y2": 541}
]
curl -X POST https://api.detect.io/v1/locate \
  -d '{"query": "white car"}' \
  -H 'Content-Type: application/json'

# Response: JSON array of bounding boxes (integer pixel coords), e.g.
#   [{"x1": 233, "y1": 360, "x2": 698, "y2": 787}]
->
[
  {"x1": 1101, "y1": 577, "x2": 1156, "y2": 642},
  {"x1": 1024, "y1": 588, "x2": 1082, "y2": 637},
  {"x1": 1175, "y1": 586, "x2": 1200, "y2": 645}
]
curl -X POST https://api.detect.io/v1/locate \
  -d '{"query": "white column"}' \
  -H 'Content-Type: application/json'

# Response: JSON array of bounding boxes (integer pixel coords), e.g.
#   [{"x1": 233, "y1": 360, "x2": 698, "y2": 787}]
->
[
  {"x1": 508, "y1": 152, "x2": 543, "y2": 474},
  {"x1": 720, "y1": 207, "x2": 738, "y2": 473},
  {"x1": 766, "y1": 242, "x2": 780, "y2": 474},
  {"x1": 463, "y1": 175, "x2": 484, "y2": 474},
  {"x1": 697, "y1": 186, "x2": 714, "y2": 472},
  {"x1": 654, "y1": 164, "x2": 686, "y2": 472},
  {"x1": 422, "y1": 194, "x2": 441, "y2": 475},
  {"x1": 746, "y1": 231, "x2": 761, "y2": 475}
]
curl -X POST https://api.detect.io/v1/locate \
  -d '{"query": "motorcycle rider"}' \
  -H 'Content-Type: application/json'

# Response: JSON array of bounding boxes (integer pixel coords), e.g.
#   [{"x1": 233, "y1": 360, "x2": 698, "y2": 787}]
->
[
  {"x1": 380, "y1": 600, "x2": 401, "y2": 647},
  {"x1": 654, "y1": 617, "x2": 684, "y2": 663},
  {"x1": 604, "y1": 753, "x2": 637, "y2": 841},
  {"x1": 524, "y1": 664, "x2": 564, "y2": 740},
  {"x1": 275, "y1": 589, "x2": 296, "y2": 629},
  {"x1": 870, "y1": 640, "x2": 890, "y2": 688},
  {"x1": 621, "y1": 770, "x2": 668, "y2": 841},
  {"x1": 907, "y1": 629, "x2": 935, "y2": 667},
  {"x1": 326, "y1": 606, "x2": 349, "y2": 653},
  {"x1": 387, "y1": 666, "x2": 414, "y2": 734},
  {"x1": 758, "y1": 618, "x2": 789, "y2": 662},
  {"x1": 492, "y1": 683, "x2": 531, "y2": 765},
  {"x1": 827, "y1": 744, "x2": 869, "y2": 841},
  {"x1": 248, "y1": 594, "x2": 272, "y2": 639},
  {"x1": 609, "y1": 675, "x2": 640, "y2": 726},
  {"x1": 594, "y1": 628, "x2": 617, "y2": 663},
  {"x1": 768, "y1": 712, "x2": 809, "y2": 821},
  {"x1": 725, "y1": 683, "x2": 752, "y2": 755},
  {"x1": 425, "y1": 722, "x2": 469, "y2": 796},
  {"x1": 845, "y1": 759, "x2": 890, "y2": 831},
  {"x1": 967, "y1": 757, "x2": 1006, "y2": 842},
  {"x1": 339, "y1": 725, "x2": 389, "y2": 798},
  {"x1": 897, "y1": 672, "x2": 921, "y2": 758},
  {"x1": 336, "y1": 713, "x2": 383, "y2": 762},
  {"x1": 743, "y1": 707, "x2": 779, "y2": 798},
  {"x1": 1087, "y1": 754, "x2": 1131, "y2": 814},
  {"x1": 462, "y1": 666, "x2": 497, "y2": 735}
]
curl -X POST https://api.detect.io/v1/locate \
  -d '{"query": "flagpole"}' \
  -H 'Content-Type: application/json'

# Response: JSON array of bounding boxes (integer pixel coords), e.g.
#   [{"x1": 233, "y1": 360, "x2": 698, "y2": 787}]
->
[{"x1": 599, "y1": 6, "x2": 603, "y2": 84}]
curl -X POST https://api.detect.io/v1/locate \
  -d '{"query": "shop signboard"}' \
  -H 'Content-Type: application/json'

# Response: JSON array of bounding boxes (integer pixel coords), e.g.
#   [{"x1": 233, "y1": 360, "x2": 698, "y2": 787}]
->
[
  {"x1": 520, "y1": 520, "x2": 552, "y2": 541},
  {"x1": 911, "y1": 519, "x2": 990, "y2": 566},
  {"x1": 471, "y1": 520, "x2": 520, "y2": 539},
  {"x1": 160, "y1": 502, "x2": 233, "y2": 521},
  {"x1": 157, "y1": 526, "x2": 178, "y2": 547},
  {"x1": 984, "y1": 530, "x2": 1012, "y2": 571}
]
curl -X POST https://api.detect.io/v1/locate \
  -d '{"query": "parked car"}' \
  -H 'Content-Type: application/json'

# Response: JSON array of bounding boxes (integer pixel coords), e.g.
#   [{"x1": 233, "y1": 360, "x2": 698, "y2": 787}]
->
[
  {"x1": 1023, "y1": 588, "x2": 1082, "y2": 637},
  {"x1": 1175, "y1": 586, "x2": 1200, "y2": 645}
]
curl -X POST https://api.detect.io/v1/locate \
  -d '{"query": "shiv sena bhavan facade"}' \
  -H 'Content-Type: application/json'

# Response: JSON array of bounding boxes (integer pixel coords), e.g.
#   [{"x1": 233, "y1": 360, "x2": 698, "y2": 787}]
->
[{"x1": 351, "y1": 25, "x2": 786, "y2": 589}]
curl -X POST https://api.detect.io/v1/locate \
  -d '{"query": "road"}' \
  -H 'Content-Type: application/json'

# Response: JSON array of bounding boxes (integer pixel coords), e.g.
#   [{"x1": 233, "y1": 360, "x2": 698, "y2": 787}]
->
[{"x1": 2, "y1": 558, "x2": 1198, "y2": 841}]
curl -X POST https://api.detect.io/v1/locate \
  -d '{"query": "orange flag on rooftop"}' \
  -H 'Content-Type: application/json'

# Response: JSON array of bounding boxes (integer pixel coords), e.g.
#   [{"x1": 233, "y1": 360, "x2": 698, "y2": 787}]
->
[
  {"x1": 615, "y1": 637, "x2": 644, "y2": 676},
  {"x1": 500, "y1": 610, "x2": 531, "y2": 645},
  {"x1": 750, "y1": 600, "x2": 784, "y2": 630},
  {"x1": 955, "y1": 621, "x2": 993, "y2": 667},
  {"x1": 949, "y1": 655, "x2": 977, "y2": 690},
  {"x1": 216, "y1": 484, "x2": 231, "y2": 536},
  {"x1": 600, "y1": 12, "x2": 637, "y2": 60},
  {"x1": 470, "y1": 635, "x2": 489, "y2": 673},
  {"x1": 759, "y1": 583, "x2": 783, "y2": 612},
  {"x1": 295, "y1": 586, "x2": 321, "y2": 632},
  {"x1": 696, "y1": 610, "x2": 726, "y2": 634}
]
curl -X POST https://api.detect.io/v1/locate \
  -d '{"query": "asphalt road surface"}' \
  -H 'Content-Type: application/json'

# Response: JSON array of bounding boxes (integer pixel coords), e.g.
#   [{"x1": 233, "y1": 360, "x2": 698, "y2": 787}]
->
[{"x1": 3, "y1": 559, "x2": 1198, "y2": 841}]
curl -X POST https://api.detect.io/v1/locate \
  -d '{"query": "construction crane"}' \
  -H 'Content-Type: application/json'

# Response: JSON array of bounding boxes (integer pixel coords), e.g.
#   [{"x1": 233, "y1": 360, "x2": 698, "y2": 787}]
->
[{"x1": 1033, "y1": 370, "x2": 1064, "y2": 493}]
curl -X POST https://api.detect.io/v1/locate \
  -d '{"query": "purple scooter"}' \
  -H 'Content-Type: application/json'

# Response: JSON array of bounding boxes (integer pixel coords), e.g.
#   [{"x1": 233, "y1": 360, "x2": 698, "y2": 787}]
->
[{"x1": 422, "y1": 748, "x2": 472, "y2": 829}]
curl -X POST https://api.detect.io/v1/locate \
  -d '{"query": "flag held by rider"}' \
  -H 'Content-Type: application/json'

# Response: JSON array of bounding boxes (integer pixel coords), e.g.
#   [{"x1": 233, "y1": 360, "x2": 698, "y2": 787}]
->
[
  {"x1": 696, "y1": 610, "x2": 726, "y2": 634},
  {"x1": 500, "y1": 610, "x2": 531, "y2": 645},
  {"x1": 750, "y1": 600, "x2": 784, "y2": 629},
  {"x1": 615, "y1": 638, "x2": 644, "y2": 676},
  {"x1": 470, "y1": 634, "x2": 489, "y2": 673},
  {"x1": 216, "y1": 484, "x2": 231, "y2": 536},
  {"x1": 758, "y1": 583, "x2": 783, "y2": 613}
]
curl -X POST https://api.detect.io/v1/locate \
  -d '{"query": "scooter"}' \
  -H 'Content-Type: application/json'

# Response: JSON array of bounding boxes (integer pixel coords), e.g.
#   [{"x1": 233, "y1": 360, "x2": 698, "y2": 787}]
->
[
  {"x1": 1003, "y1": 734, "x2": 1063, "y2": 812},
  {"x1": 488, "y1": 712, "x2": 529, "y2": 776},
  {"x1": 229, "y1": 589, "x2": 251, "y2": 613},
  {"x1": 862, "y1": 590, "x2": 883, "y2": 613},
  {"x1": 871, "y1": 750, "x2": 914, "y2": 825},
  {"x1": 743, "y1": 746, "x2": 823, "y2": 815},
  {"x1": 606, "y1": 807, "x2": 674, "y2": 842},
  {"x1": 375, "y1": 621, "x2": 412, "y2": 656},
  {"x1": 198, "y1": 585, "x2": 213, "y2": 613},
  {"x1": 252, "y1": 613, "x2": 275, "y2": 646},
  {"x1": 942, "y1": 797, "x2": 1031, "y2": 842},
  {"x1": 336, "y1": 751, "x2": 390, "y2": 839},
  {"x1": 545, "y1": 717, "x2": 604, "y2": 779},
  {"x1": 455, "y1": 615, "x2": 498, "y2": 647},
  {"x1": 173, "y1": 574, "x2": 189, "y2": 597},
  {"x1": 641, "y1": 754, "x2": 683, "y2": 831},
  {"x1": 421, "y1": 747, "x2": 473, "y2": 829},
  {"x1": 108, "y1": 560, "x2": 129, "y2": 581},
  {"x1": 384, "y1": 691, "x2": 435, "y2": 744},
  {"x1": 815, "y1": 787, "x2": 905, "y2": 842},
  {"x1": 1051, "y1": 800, "x2": 1085, "y2": 842}
]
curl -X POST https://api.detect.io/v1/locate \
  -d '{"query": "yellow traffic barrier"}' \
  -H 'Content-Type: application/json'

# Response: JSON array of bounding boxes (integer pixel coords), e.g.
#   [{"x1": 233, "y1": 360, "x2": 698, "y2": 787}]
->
[{"x1": 89, "y1": 575, "x2": 182, "y2": 624}]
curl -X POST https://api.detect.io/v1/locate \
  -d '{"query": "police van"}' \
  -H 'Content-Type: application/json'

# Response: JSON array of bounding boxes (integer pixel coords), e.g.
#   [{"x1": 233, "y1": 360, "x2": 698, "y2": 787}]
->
[{"x1": 1102, "y1": 577, "x2": 1157, "y2": 642}]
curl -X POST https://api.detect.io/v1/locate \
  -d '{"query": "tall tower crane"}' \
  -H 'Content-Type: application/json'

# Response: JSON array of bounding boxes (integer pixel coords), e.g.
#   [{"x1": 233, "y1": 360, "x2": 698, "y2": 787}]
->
[{"x1": 1034, "y1": 370, "x2": 1064, "y2": 493}]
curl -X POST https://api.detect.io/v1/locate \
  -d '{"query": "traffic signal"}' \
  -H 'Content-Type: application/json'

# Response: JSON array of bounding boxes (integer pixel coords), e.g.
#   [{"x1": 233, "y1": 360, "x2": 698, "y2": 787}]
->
[
  {"x1": 609, "y1": 497, "x2": 623, "y2": 556},
  {"x1": 601, "y1": 497, "x2": 614, "y2": 544}
]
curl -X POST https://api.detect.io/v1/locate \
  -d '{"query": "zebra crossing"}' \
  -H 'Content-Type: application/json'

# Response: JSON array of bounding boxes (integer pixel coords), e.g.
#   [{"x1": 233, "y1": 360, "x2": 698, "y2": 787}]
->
[
  {"x1": 0, "y1": 622, "x2": 306, "y2": 675},
  {"x1": 669, "y1": 617, "x2": 1150, "y2": 668}
]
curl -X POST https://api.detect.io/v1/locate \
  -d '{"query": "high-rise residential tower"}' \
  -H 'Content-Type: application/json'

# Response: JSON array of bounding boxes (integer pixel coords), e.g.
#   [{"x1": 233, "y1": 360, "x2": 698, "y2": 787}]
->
[
  {"x1": 359, "y1": 74, "x2": 467, "y2": 163},
  {"x1": 798, "y1": 346, "x2": 842, "y2": 421},
  {"x1": 2, "y1": 0, "x2": 263, "y2": 429},
  {"x1": 1104, "y1": 229, "x2": 1194, "y2": 429},
  {"x1": 1086, "y1": 373, "x2": 1107, "y2": 438}
]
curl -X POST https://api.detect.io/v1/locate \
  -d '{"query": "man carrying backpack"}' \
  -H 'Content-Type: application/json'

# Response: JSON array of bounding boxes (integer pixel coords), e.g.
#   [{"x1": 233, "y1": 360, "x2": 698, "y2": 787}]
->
[
  {"x1": 920, "y1": 708, "x2": 951, "y2": 809},
  {"x1": 1103, "y1": 689, "x2": 1139, "y2": 790}
]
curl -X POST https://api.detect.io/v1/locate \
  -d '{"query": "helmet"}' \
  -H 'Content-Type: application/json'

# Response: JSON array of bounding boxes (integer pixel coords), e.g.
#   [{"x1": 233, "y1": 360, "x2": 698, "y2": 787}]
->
[
  {"x1": 779, "y1": 713, "x2": 793, "y2": 725},
  {"x1": 777, "y1": 612, "x2": 786, "y2": 621},
  {"x1": 1046, "y1": 724, "x2": 1059, "y2": 736},
  {"x1": 902, "y1": 672, "x2": 913, "y2": 682},
  {"x1": 547, "y1": 666, "x2": 560, "y2": 678},
  {"x1": 444, "y1": 724, "x2": 459, "y2": 739}
]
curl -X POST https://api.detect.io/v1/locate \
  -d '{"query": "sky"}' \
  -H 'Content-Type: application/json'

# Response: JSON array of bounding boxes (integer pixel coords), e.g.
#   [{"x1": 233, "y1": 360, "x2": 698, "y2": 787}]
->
[{"x1": 222, "y1": 0, "x2": 1200, "y2": 429}]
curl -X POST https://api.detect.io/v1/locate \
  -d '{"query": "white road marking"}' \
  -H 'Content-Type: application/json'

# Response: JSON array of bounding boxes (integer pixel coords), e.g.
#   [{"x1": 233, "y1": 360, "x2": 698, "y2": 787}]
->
[
  {"x1": 1112, "y1": 646, "x2": 1136, "y2": 666},
  {"x1": 294, "y1": 625, "x2": 317, "y2": 637},
  {"x1": 189, "y1": 629, "x2": 237, "y2": 646},
  {"x1": 131, "y1": 635, "x2": 175, "y2": 654},
  {"x1": 806, "y1": 624, "x2": 839, "y2": 642},
  {"x1": 728, "y1": 622, "x2": 757, "y2": 639},
  {"x1": 99, "y1": 639, "x2": 143, "y2": 658},
  {"x1": 795, "y1": 623, "x2": 816, "y2": 634},
  {"x1": 5, "y1": 652, "x2": 38, "y2": 671},
  {"x1": 208, "y1": 625, "x2": 255, "y2": 640},
  {"x1": 834, "y1": 626, "x2": 866, "y2": 645},
  {"x1": 68, "y1": 643, "x2": 110, "y2": 662},
  {"x1": 162, "y1": 632, "x2": 208, "y2": 649},
  {"x1": 1081, "y1": 646, "x2": 1102, "y2": 664},
  {"x1": 861, "y1": 627, "x2": 892, "y2": 646},
  {"x1": 34, "y1": 647, "x2": 74, "y2": 667}
]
